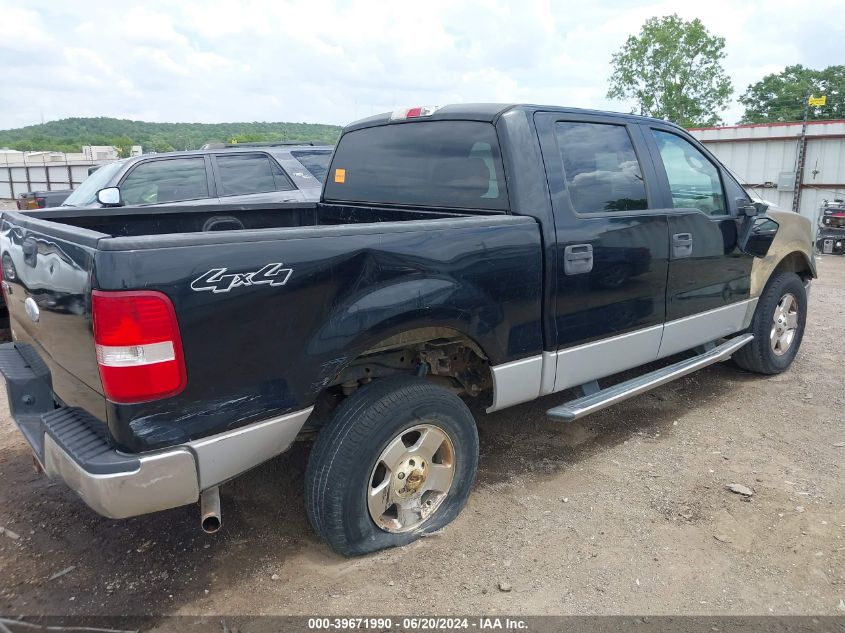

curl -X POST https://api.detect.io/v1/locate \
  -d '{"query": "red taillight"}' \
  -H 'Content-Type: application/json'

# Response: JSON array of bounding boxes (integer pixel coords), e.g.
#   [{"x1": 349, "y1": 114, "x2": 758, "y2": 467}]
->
[{"x1": 92, "y1": 290, "x2": 187, "y2": 403}]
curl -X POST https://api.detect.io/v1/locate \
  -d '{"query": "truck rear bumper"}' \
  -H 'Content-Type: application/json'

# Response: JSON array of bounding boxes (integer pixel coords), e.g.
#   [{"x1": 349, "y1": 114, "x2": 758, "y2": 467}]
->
[
  {"x1": 43, "y1": 430, "x2": 199, "y2": 519},
  {"x1": 0, "y1": 342, "x2": 313, "y2": 519}
]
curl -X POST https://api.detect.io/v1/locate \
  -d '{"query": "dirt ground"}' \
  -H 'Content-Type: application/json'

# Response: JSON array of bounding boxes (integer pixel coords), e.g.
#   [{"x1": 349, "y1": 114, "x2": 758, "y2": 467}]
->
[{"x1": 0, "y1": 257, "x2": 842, "y2": 618}]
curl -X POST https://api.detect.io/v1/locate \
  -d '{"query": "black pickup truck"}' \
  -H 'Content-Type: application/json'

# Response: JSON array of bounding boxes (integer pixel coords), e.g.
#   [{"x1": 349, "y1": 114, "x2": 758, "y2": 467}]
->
[{"x1": 0, "y1": 104, "x2": 815, "y2": 556}]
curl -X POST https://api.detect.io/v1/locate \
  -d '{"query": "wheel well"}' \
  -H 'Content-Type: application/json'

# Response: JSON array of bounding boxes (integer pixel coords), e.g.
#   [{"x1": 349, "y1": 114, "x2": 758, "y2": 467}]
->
[
  {"x1": 773, "y1": 251, "x2": 814, "y2": 281},
  {"x1": 303, "y1": 329, "x2": 494, "y2": 433},
  {"x1": 330, "y1": 327, "x2": 492, "y2": 399}
]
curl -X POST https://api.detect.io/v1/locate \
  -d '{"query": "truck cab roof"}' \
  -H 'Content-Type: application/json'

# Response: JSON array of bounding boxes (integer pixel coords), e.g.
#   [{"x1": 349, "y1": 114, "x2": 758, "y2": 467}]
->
[{"x1": 344, "y1": 103, "x2": 682, "y2": 132}]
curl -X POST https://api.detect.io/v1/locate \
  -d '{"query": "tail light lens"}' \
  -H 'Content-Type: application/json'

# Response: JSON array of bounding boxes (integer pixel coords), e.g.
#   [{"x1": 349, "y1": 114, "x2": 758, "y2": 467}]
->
[{"x1": 92, "y1": 290, "x2": 187, "y2": 403}]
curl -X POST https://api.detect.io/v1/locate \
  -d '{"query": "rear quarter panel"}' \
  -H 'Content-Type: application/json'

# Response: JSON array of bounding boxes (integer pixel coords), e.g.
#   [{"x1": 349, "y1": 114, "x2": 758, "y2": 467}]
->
[
  {"x1": 0, "y1": 216, "x2": 106, "y2": 420},
  {"x1": 94, "y1": 216, "x2": 543, "y2": 452}
]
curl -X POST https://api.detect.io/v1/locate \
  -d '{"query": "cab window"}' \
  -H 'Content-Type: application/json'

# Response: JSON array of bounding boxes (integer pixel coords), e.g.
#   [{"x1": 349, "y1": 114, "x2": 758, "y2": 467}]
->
[
  {"x1": 724, "y1": 171, "x2": 751, "y2": 209},
  {"x1": 554, "y1": 121, "x2": 648, "y2": 214},
  {"x1": 121, "y1": 158, "x2": 209, "y2": 205},
  {"x1": 290, "y1": 150, "x2": 332, "y2": 182},
  {"x1": 652, "y1": 130, "x2": 727, "y2": 216},
  {"x1": 215, "y1": 153, "x2": 293, "y2": 196},
  {"x1": 324, "y1": 120, "x2": 508, "y2": 211}
]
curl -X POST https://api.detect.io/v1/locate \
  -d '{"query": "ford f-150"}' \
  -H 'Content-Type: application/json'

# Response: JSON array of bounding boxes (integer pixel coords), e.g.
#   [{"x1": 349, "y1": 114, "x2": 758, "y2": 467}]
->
[{"x1": 0, "y1": 104, "x2": 815, "y2": 556}]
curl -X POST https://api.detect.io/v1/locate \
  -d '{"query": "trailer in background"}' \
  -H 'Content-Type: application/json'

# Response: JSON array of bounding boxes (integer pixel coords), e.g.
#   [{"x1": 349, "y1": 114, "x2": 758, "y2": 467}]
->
[{"x1": 0, "y1": 151, "x2": 109, "y2": 201}]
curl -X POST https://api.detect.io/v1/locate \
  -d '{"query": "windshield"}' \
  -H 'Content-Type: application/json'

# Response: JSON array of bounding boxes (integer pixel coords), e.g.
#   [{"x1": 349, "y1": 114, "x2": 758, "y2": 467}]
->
[{"x1": 62, "y1": 161, "x2": 125, "y2": 207}]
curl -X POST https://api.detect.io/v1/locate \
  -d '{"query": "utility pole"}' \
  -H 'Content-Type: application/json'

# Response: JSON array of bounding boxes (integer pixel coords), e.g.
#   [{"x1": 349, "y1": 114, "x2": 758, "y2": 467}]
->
[{"x1": 791, "y1": 92, "x2": 812, "y2": 214}]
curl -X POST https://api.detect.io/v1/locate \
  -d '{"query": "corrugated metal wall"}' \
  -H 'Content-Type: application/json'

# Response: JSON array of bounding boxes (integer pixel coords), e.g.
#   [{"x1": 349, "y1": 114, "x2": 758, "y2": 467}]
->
[
  {"x1": 689, "y1": 120, "x2": 845, "y2": 225},
  {"x1": 0, "y1": 159, "x2": 102, "y2": 199}
]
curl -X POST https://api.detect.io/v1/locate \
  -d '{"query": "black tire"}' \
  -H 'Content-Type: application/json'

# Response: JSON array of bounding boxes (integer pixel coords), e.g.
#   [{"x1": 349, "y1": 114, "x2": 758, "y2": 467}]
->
[
  {"x1": 305, "y1": 375, "x2": 479, "y2": 556},
  {"x1": 733, "y1": 272, "x2": 807, "y2": 374}
]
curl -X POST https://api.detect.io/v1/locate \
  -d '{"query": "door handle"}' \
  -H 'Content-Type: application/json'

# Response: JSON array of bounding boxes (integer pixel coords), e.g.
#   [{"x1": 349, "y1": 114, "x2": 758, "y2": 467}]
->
[
  {"x1": 672, "y1": 233, "x2": 693, "y2": 259},
  {"x1": 564, "y1": 244, "x2": 593, "y2": 275}
]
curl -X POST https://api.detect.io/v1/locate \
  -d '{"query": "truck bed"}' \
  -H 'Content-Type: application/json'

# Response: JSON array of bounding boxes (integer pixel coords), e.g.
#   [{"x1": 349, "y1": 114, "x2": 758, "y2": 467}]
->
[
  {"x1": 22, "y1": 201, "x2": 495, "y2": 238},
  {"x1": 0, "y1": 203, "x2": 543, "y2": 453}
]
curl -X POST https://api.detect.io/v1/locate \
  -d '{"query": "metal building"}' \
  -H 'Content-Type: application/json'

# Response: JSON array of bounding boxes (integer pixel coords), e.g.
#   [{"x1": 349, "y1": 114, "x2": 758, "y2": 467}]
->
[
  {"x1": 688, "y1": 120, "x2": 845, "y2": 225},
  {"x1": 0, "y1": 145, "x2": 139, "y2": 200}
]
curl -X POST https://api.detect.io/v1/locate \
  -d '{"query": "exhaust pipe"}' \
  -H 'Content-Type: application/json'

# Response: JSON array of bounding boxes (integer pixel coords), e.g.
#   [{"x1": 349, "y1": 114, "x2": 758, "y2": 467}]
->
[{"x1": 200, "y1": 486, "x2": 222, "y2": 534}]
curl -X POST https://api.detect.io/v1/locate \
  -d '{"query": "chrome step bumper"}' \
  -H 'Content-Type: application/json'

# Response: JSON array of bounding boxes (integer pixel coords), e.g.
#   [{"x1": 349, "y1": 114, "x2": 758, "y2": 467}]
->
[
  {"x1": 547, "y1": 334, "x2": 754, "y2": 422},
  {"x1": 0, "y1": 342, "x2": 313, "y2": 519}
]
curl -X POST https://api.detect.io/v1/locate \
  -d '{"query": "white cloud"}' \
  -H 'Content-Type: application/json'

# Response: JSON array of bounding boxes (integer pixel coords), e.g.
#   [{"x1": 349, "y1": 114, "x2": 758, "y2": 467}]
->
[{"x1": 0, "y1": 0, "x2": 842, "y2": 130}]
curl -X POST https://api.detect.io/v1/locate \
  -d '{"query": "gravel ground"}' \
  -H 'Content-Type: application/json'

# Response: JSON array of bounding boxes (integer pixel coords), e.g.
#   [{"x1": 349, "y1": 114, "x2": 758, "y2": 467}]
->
[
  {"x1": 0, "y1": 199, "x2": 17, "y2": 211},
  {"x1": 0, "y1": 257, "x2": 842, "y2": 618}
]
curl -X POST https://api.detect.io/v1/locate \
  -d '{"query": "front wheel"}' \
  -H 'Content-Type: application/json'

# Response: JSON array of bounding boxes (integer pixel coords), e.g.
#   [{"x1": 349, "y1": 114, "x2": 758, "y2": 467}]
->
[
  {"x1": 733, "y1": 272, "x2": 808, "y2": 374},
  {"x1": 305, "y1": 375, "x2": 479, "y2": 556}
]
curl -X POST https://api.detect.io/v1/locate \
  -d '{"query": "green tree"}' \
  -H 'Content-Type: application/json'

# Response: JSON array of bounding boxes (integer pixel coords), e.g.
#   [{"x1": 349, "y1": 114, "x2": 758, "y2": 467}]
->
[
  {"x1": 228, "y1": 132, "x2": 274, "y2": 143},
  {"x1": 113, "y1": 135, "x2": 134, "y2": 158},
  {"x1": 146, "y1": 135, "x2": 175, "y2": 153},
  {"x1": 607, "y1": 14, "x2": 733, "y2": 127},
  {"x1": 739, "y1": 65, "x2": 845, "y2": 123}
]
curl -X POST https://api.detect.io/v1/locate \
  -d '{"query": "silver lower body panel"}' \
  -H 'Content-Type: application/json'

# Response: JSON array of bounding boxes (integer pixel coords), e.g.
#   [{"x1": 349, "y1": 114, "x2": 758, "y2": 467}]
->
[{"x1": 488, "y1": 299, "x2": 759, "y2": 412}]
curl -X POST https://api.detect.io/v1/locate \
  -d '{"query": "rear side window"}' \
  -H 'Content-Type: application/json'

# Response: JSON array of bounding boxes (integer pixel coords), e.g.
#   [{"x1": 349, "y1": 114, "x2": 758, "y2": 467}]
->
[
  {"x1": 121, "y1": 158, "x2": 209, "y2": 205},
  {"x1": 324, "y1": 121, "x2": 508, "y2": 211},
  {"x1": 290, "y1": 150, "x2": 332, "y2": 182},
  {"x1": 215, "y1": 153, "x2": 293, "y2": 196},
  {"x1": 554, "y1": 121, "x2": 648, "y2": 214}
]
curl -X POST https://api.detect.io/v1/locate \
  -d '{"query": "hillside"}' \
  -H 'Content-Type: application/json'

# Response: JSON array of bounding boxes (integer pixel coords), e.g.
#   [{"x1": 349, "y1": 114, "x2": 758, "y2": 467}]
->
[{"x1": 0, "y1": 117, "x2": 343, "y2": 154}]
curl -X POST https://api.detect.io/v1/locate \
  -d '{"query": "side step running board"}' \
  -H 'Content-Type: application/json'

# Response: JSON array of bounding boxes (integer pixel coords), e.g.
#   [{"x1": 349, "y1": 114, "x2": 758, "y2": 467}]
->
[{"x1": 547, "y1": 334, "x2": 754, "y2": 422}]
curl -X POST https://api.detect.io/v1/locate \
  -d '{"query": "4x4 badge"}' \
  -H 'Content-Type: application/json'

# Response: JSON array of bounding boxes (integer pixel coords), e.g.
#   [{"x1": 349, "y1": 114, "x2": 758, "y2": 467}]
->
[{"x1": 190, "y1": 263, "x2": 293, "y2": 294}]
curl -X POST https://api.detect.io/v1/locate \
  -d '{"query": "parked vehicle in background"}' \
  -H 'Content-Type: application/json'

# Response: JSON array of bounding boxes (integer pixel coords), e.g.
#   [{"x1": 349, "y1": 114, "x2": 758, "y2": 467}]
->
[
  {"x1": 60, "y1": 142, "x2": 333, "y2": 209},
  {"x1": 15, "y1": 166, "x2": 104, "y2": 210},
  {"x1": 16, "y1": 189, "x2": 74, "y2": 210},
  {"x1": 0, "y1": 104, "x2": 814, "y2": 557},
  {"x1": 817, "y1": 199, "x2": 845, "y2": 255}
]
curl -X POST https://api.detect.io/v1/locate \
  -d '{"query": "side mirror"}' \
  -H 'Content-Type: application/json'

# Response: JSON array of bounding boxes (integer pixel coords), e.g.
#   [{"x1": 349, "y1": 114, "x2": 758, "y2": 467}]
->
[
  {"x1": 96, "y1": 187, "x2": 122, "y2": 207},
  {"x1": 737, "y1": 198, "x2": 768, "y2": 217},
  {"x1": 739, "y1": 216, "x2": 779, "y2": 258}
]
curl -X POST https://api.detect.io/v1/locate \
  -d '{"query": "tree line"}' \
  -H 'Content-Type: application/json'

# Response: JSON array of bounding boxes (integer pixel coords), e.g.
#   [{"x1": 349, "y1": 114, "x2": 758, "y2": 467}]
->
[
  {"x1": 0, "y1": 117, "x2": 342, "y2": 155},
  {"x1": 607, "y1": 14, "x2": 844, "y2": 127}
]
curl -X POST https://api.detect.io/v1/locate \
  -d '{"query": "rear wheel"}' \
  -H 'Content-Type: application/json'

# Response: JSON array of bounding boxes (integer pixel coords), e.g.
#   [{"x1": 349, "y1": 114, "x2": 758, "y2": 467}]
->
[
  {"x1": 733, "y1": 272, "x2": 807, "y2": 374},
  {"x1": 305, "y1": 375, "x2": 478, "y2": 556}
]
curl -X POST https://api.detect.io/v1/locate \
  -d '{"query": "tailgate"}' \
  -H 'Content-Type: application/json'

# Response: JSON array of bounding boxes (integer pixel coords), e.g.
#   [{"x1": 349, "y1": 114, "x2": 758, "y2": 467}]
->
[{"x1": 0, "y1": 212, "x2": 107, "y2": 418}]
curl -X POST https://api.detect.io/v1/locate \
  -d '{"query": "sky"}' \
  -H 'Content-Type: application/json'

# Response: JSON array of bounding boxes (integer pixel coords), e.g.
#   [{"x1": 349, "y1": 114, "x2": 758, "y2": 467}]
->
[{"x1": 1, "y1": 0, "x2": 843, "y2": 131}]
